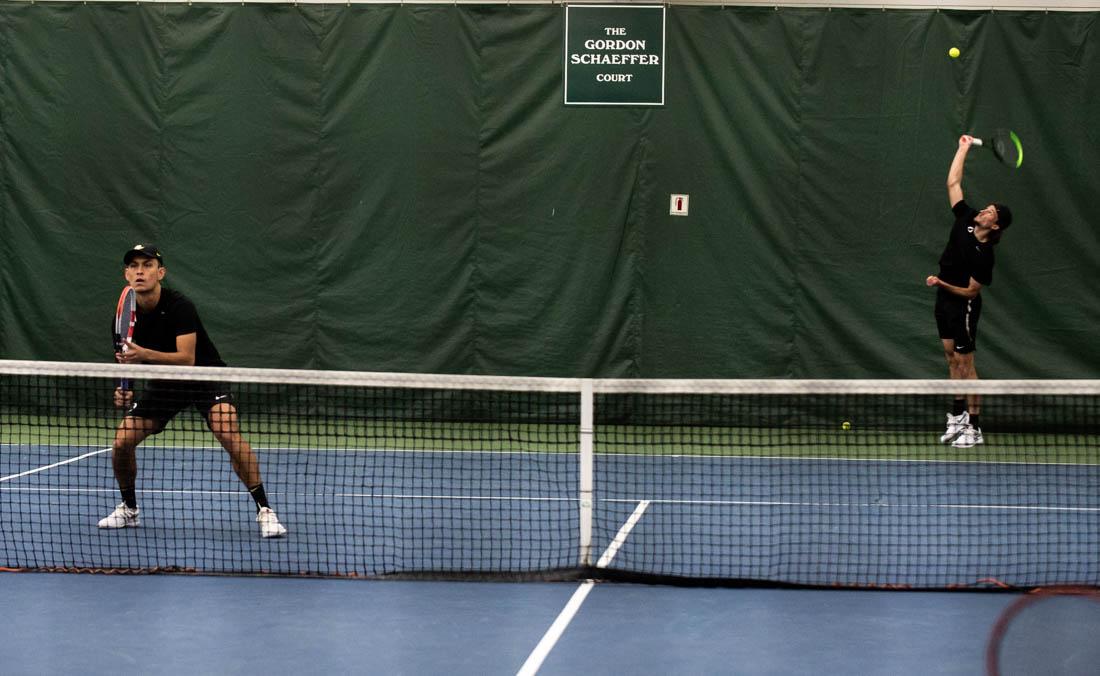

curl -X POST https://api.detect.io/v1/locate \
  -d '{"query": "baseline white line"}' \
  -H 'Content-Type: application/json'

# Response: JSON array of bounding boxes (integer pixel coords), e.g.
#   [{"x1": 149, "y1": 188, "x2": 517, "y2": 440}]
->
[
  {"x1": 516, "y1": 500, "x2": 651, "y2": 676},
  {"x1": 597, "y1": 498, "x2": 1100, "y2": 513},
  {"x1": 0, "y1": 487, "x2": 576, "y2": 502},
  {"x1": 6, "y1": 442, "x2": 1095, "y2": 467},
  {"x1": 0, "y1": 447, "x2": 111, "y2": 483},
  {"x1": 3, "y1": 485, "x2": 1094, "y2": 514}
]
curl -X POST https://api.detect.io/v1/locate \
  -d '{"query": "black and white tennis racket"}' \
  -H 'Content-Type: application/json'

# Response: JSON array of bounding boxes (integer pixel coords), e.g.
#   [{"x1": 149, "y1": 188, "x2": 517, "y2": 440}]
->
[
  {"x1": 114, "y1": 286, "x2": 136, "y2": 391},
  {"x1": 972, "y1": 129, "x2": 1024, "y2": 169}
]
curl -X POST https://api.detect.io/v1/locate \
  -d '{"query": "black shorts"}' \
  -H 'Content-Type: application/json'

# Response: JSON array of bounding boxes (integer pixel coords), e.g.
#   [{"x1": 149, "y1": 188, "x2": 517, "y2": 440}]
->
[
  {"x1": 127, "y1": 380, "x2": 235, "y2": 434},
  {"x1": 934, "y1": 290, "x2": 982, "y2": 354}
]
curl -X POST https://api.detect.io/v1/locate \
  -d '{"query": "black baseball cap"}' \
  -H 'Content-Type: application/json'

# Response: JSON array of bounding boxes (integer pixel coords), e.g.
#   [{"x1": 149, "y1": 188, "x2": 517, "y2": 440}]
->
[{"x1": 123, "y1": 243, "x2": 164, "y2": 265}]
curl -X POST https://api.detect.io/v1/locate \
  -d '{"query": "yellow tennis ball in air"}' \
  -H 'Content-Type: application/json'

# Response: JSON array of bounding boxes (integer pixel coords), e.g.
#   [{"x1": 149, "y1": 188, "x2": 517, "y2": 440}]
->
[
  {"x1": 841, "y1": 421, "x2": 851, "y2": 431},
  {"x1": 949, "y1": 47, "x2": 961, "y2": 58}
]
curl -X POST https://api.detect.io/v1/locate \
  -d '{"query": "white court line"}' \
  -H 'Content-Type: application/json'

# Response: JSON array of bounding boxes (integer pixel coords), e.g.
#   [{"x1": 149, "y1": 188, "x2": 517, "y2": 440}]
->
[
  {"x1": 0, "y1": 487, "x2": 577, "y2": 503},
  {"x1": 4, "y1": 442, "x2": 1095, "y2": 467},
  {"x1": 516, "y1": 500, "x2": 651, "y2": 676},
  {"x1": 596, "y1": 500, "x2": 651, "y2": 568},
  {"x1": 599, "y1": 498, "x2": 1100, "y2": 513},
  {"x1": 1, "y1": 485, "x2": 1095, "y2": 514},
  {"x1": 0, "y1": 447, "x2": 111, "y2": 483}
]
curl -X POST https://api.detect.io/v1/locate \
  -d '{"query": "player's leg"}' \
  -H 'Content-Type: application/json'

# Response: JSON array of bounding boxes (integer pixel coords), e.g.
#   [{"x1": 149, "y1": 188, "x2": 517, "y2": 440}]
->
[
  {"x1": 99, "y1": 385, "x2": 186, "y2": 527},
  {"x1": 207, "y1": 402, "x2": 261, "y2": 487},
  {"x1": 98, "y1": 416, "x2": 159, "y2": 528},
  {"x1": 940, "y1": 342, "x2": 970, "y2": 443},
  {"x1": 950, "y1": 299, "x2": 984, "y2": 448},
  {"x1": 954, "y1": 351, "x2": 981, "y2": 415},
  {"x1": 950, "y1": 351, "x2": 984, "y2": 448},
  {"x1": 205, "y1": 399, "x2": 287, "y2": 538},
  {"x1": 936, "y1": 302, "x2": 969, "y2": 442}
]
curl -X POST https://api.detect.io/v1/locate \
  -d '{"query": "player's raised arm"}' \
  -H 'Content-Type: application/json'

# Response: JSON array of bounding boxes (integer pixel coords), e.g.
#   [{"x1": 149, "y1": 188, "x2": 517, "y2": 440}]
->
[{"x1": 946, "y1": 135, "x2": 972, "y2": 207}]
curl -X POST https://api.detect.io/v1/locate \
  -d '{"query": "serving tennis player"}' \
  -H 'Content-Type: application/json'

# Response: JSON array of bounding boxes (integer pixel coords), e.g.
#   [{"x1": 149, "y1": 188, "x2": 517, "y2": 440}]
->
[
  {"x1": 99, "y1": 244, "x2": 287, "y2": 538},
  {"x1": 925, "y1": 135, "x2": 1013, "y2": 448}
]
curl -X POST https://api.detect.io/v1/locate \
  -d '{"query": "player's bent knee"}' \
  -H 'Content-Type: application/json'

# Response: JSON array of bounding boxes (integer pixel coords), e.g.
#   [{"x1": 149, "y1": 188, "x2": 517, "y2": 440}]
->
[
  {"x1": 113, "y1": 429, "x2": 140, "y2": 451},
  {"x1": 211, "y1": 427, "x2": 248, "y2": 453},
  {"x1": 112, "y1": 437, "x2": 136, "y2": 454}
]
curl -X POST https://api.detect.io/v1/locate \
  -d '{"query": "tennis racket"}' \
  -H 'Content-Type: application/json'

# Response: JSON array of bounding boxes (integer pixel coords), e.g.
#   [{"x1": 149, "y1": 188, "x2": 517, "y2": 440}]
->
[
  {"x1": 114, "y1": 286, "x2": 136, "y2": 391},
  {"x1": 986, "y1": 588, "x2": 1100, "y2": 676},
  {"x1": 972, "y1": 129, "x2": 1023, "y2": 169}
]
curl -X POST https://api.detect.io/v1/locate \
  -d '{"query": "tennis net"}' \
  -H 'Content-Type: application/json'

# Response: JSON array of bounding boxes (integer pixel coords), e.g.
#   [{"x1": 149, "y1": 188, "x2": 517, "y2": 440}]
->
[{"x1": 2, "y1": 360, "x2": 1098, "y2": 589}]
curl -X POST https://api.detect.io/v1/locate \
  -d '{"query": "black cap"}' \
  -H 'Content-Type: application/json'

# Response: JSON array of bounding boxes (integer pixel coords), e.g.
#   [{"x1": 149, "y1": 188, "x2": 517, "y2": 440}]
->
[
  {"x1": 123, "y1": 243, "x2": 164, "y2": 265},
  {"x1": 993, "y1": 204, "x2": 1013, "y2": 229}
]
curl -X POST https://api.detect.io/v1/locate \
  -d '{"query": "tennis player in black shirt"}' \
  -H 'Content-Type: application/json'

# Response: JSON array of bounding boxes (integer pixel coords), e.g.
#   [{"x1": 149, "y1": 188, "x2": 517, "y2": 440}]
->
[
  {"x1": 99, "y1": 244, "x2": 287, "y2": 538},
  {"x1": 926, "y1": 135, "x2": 1013, "y2": 449}
]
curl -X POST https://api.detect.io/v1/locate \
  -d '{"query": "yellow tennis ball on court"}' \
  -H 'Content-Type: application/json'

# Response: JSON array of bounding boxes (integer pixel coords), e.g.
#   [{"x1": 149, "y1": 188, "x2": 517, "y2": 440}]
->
[
  {"x1": 949, "y1": 47, "x2": 960, "y2": 58},
  {"x1": 841, "y1": 421, "x2": 851, "y2": 431}
]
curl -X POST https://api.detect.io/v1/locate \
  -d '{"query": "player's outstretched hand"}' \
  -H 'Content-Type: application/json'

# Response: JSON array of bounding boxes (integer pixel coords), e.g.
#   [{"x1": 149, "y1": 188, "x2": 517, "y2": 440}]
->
[{"x1": 926, "y1": 275, "x2": 941, "y2": 287}]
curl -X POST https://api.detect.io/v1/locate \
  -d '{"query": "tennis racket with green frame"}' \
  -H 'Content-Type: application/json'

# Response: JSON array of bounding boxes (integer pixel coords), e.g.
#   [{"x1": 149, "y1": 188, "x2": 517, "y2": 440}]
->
[{"x1": 972, "y1": 129, "x2": 1024, "y2": 169}]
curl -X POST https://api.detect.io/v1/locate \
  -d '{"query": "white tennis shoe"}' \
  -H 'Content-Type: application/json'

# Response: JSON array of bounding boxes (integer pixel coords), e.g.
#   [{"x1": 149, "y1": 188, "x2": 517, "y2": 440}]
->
[
  {"x1": 951, "y1": 424, "x2": 984, "y2": 449},
  {"x1": 98, "y1": 503, "x2": 140, "y2": 529},
  {"x1": 257, "y1": 507, "x2": 288, "y2": 538},
  {"x1": 940, "y1": 411, "x2": 970, "y2": 444}
]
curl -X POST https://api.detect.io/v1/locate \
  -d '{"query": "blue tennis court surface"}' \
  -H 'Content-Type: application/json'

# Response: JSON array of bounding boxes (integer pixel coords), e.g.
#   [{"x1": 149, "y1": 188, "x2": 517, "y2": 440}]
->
[
  {"x1": 4, "y1": 572, "x2": 1099, "y2": 675},
  {"x1": 3, "y1": 443, "x2": 1099, "y2": 588}
]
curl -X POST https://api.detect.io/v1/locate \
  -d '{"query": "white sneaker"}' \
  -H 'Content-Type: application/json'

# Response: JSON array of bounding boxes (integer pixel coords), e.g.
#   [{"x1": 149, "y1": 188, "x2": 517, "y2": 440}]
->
[
  {"x1": 951, "y1": 424, "x2": 984, "y2": 449},
  {"x1": 257, "y1": 507, "x2": 287, "y2": 538},
  {"x1": 940, "y1": 411, "x2": 969, "y2": 443},
  {"x1": 98, "y1": 503, "x2": 140, "y2": 529}
]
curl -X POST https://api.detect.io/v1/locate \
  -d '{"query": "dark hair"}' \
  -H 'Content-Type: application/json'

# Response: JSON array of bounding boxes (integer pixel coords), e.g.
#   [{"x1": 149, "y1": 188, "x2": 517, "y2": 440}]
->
[{"x1": 987, "y1": 203, "x2": 1012, "y2": 244}]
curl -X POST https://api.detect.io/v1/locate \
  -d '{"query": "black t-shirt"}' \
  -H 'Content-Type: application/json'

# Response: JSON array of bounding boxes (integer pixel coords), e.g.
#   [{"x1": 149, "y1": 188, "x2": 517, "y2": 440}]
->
[
  {"x1": 127, "y1": 287, "x2": 226, "y2": 367},
  {"x1": 937, "y1": 200, "x2": 995, "y2": 288}
]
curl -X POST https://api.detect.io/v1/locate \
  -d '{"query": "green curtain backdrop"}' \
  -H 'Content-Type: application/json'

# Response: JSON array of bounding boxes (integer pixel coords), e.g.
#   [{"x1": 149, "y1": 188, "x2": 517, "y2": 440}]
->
[{"x1": 1, "y1": 4, "x2": 1097, "y2": 378}]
